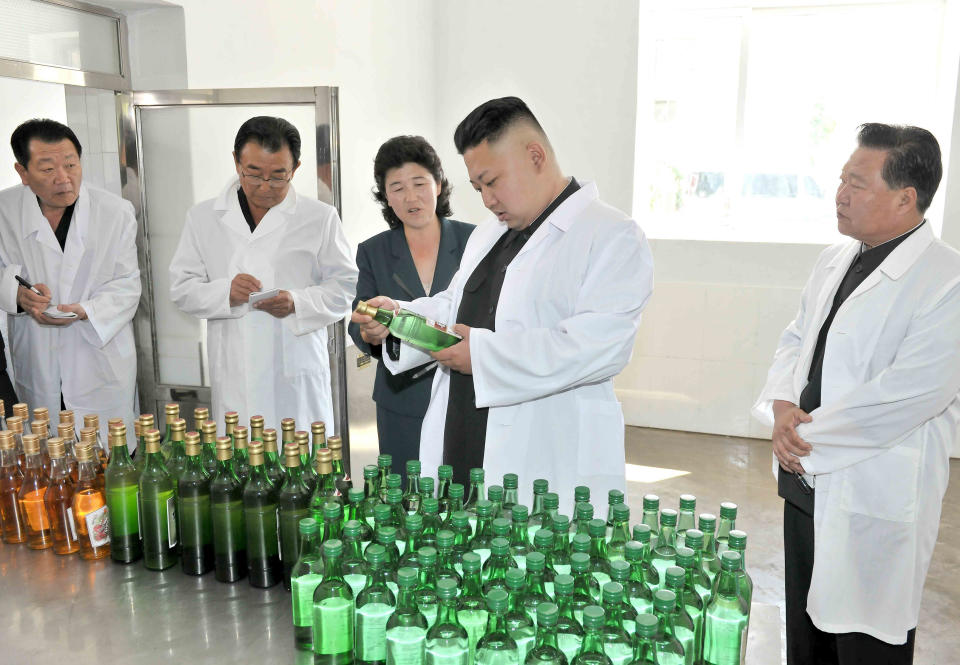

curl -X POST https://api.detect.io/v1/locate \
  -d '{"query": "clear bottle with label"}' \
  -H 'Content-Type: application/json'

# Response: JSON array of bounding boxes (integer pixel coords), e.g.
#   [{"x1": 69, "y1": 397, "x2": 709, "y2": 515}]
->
[
  {"x1": 427, "y1": 577, "x2": 470, "y2": 665},
  {"x1": 72, "y1": 442, "x2": 109, "y2": 560},
  {"x1": 356, "y1": 543, "x2": 398, "y2": 665},
  {"x1": 571, "y1": 606, "x2": 612, "y2": 665},
  {"x1": 279, "y1": 441, "x2": 312, "y2": 589},
  {"x1": 243, "y1": 440, "x2": 281, "y2": 587},
  {"x1": 178, "y1": 432, "x2": 213, "y2": 576},
  {"x1": 139, "y1": 429, "x2": 178, "y2": 570},
  {"x1": 386, "y1": 567, "x2": 429, "y2": 665},
  {"x1": 291, "y1": 517, "x2": 322, "y2": 651},
  {"x1": 702, "y1": 552, "x2": 748, "y2": 665},
  {"x1": 313, "y1": 539, "x2": 356, "y2": 664},
  {"x1": 0, "y1": 430, "x2": 26, "y2": 544},
  {"x1": 355, "y1": 300, "x2": 462, "y2": 352},
  {"x1": 105, "y1": 424, "x2": 141, "y2": 563},
  {"x1": 44, "y1": 437, "x2": 79, "y2": 555},
  {"x1": 210, "y1": 437, "x2": 247, "y2": 583},
  {"x1": 476, "y1": 588, "x2": 519, "y2": 665}
]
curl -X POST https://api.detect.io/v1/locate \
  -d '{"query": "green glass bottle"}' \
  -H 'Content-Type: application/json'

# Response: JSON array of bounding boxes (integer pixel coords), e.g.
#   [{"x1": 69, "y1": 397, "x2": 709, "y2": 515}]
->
[
  {"x1": 178, "y1": 431, "x2": 213, "y2": 576},
  {"x1": 356, "y1": 544, "x2": 398, "y2": 665},
  {"x1": 623, "y1": 541, "x2": 654, "y2": 615},
  {"x1": 487, "y1": 485, "x2": 504, "y2": 520},
  {"x1": 416, "y1": 545, "x2": 441, "y2": 625},
  {"x1": 375, "y1": 525, "x2": 402, "y2": 585},
  {"x1": 715, "y1": 503, "x2": 737, "y2": 555},
  {"x1": 702, "y1": 552, "x2": 748, "y2": 665},
  {"x1": 327, "y1": 435, "x2": 351, "y2": 499},
  {"x1": 663, "y1": 569, "x2": 696, "y2": 665},
  {"x1": 165, "y1": 417, "x2": 188, "y2": 484},
  {"x1": 421, "y1": 497, "x2": 442, "y2": 549},
  {"x1": 192, "y1": 406, "x2": 209, "y2": 437},
  {"x1": 404, "y1": 461, "x2": 423, "y2": 514},
  {"x1": 200, "y1": 420, "x2": 218, "y2": 476},
  {"x1": 312, "y1": 420, "x2": 328, "y2": 455},
  {"x1": 159, "y1": 402, "x2": 179, "y2": 461},
  {"x1": 243, "y1": 440, "x2": 281, "y2": 588},
  {"x1": 400, "y1": 514, "x2": 426, "y2": 571},
  {"x1": 279, "y1": 441, "x2": 312, "y2": 590},
  {"x1": 441, "y1": 484, "x2": 465, "y2": 530},
  {"x1": 133, "y1": 413, "x2": 154, "y2": 472},
  {"x1": 139, "y1": 429, "x2": 177, "y2": 571},
  {"x1": 697, "y1": 514, "x2": 721, "y2": 587},
  {"x1": 606, "y1": 561, "x2": 638, "y2": 623},
  {"x1": 232, "y1": 425, "x2": 251, "y2": 486},
  {"x1": 291, "y1": 517, "x2": 323, "y2": 651},
  {"x1": 676, "y1": 495, "x2": 696, "y2": 547},
  {"x1": 492, "y1": 517, "x2": 513, "y2": 544},
  {"x1": 248, "y1": 414, "x2": 265, "y2": 443},
  {"x1": 459, "y1": 552, "x2": 489, "y2": 664},
  {"x1": 427, "y1": 578, "x2": 470, "y2": 665},
  {"x1": 570, "y1": 553, "x2": 600, "y2": 617},
  {"x1": 104, "y1": 423, "x2": 142, "y2": 563},
  {"x1": 362, "y1": 464, "x2": 382, "y2": 524},
  {"x1": 587, "y1": 519, "x2": 611, "y2": 588},
  {"x1": 598, "y1": 583, "x2": 632, "y2": 665},
  {"x1": 471, "y1": 500, "x2": 496, "y2": 561},
  {"x1": 343, "y1": 519, "x2": 370, "y2": 597},
  {"x1": 377, "y1": 455, "x2": 393, "y2": 502},
  {"x1": 532, "y1": 529, "x2": 557, "y2": 585},
  {"x1": 298, "y1": 430, "x2": 318, "y2": 494},
  {"x1": 501, "y1": 474, "x2": 519, "y2": 514},
  {"x1": 323, "y1": 501, "x2": 345, "y2": 546},
  {"x1": 505, "y1": 567, "x2": 536, "y2": 662},
  {"x1": 420, "y1": 477, "x2": 435, "y2": 504},
  {"x1": 449, "y1": 511, "x2": 473, "y2": 561},
  {"x1": 640, "y1": 495, "x2": 660, "y2": 544},
  {"x1": 629, "y1": 526, "x2": 660, "y2": 590},
  {"x1": 552, "y1": 575, "x2": 584, "y2": 663},
  {"x1": 476, "y1": 589, "x2": 520, "y2": 665},
  {"x1": 571, "y1": 533, "x2": 591, "y2": 558},
  {"x1": 626, "y1": 614, "x2": 658, "y2": 665},
  {"x1": 374, "y1": 503, "x2": 397, "y2": 532},
  {"x1": 550, "y1": 515, "x2": 572, "y2": 577},
  {"x1": 574, "y1": 503, "x2": 594, "y2": 537},
  {"x1": 313, "y1": 539, "x2": 356, "y2": 665},
  {"x1": 607, "y1": 505, "x2": 630, "y2": 562},
  {"x1": 355, "y1": 300, "x2": 462, "y2": 352},
  {"x1": 651, "y1": 590, "x2": 686, "y2": 665},
  {"x1": 386, "y1": 567, "x2": 429, "y2": 665},
  {"x1": 726, "y1": 530, "x2": 752, "y2": 610},
  {"x1": 522, "y1": 552, "x2": 551, "y2": 622},
  {"x1": 281, "y1": 417, "x2": 297, "y2": 456},
  {"x1": 464, "y1": 468, "x2": 485, "y2": 515},
  {"x1": 571, "y1": 606, "x2": 611, "y2": 665},
  {"x1": 673, "y1": 551, "x2": 705, "y2": 665},
  {"x1": 435, "y1": 529, "x2": 462, "y2": 587},
  {"x1": 436, "y1": 465, "x2": 453, "y2": 517},
  {"x1": 529, "y1": 479, "x2": 549, "y2": 528},
  {"x1": 572, "y1": 487, "x2": 590, "y2": 525},
  {"x1": 603, "y1": 490, "x2": 623, "y2": 529},
  {"x1": 651, "y1": 510, "x2": 679, "y2": 591},
  {"x1": 347, "y1": 488, "x2": 374, "y2": 542},
  {"x1": 509, "y1": 504, "x2": 532, "y2": 569},
  {"x1": 387, "y1": 488, "x2": 407, "y2": 539},
  {"x1": 313, "y1": 449, "x2": 342, "y2": 522},
  {"x1": 210, "y1": 437, "x2": 247, "y2": 583},
  {"x1": 541, "y1": 493, "x2": 559, "y2": 535},
  {"x1": 262, "y1": 428, "x2": 286, "y2": 489},
  {"x1": 525, "y1": 602, "x2": 567, "y2": 665},
  {"x1": 678, "y1": 531, "x2": 712, "y2": 605},
  {"x1": 484, "y1": 537, "x2": 519, "y2": 594},
  {"x1": 223, "y1": 410, "x2": 238, "y2": 446}
]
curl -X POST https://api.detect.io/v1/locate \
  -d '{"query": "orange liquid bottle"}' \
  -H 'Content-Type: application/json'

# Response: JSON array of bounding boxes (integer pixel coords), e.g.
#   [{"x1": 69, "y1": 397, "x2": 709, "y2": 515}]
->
[
  {"x1": 7, "y1": 415, "x2": 25, "y2": 474},
  {"x1": 0, "y1": 430, "x2": 26, "y2": 544},
  {"x1": 17, "y1": 433, "x2": 53, "y2": 549},
  {"x1": 44, "y1": 437, "x2": 80, "y2": 555},
  {"x1": 30, "y1": 418, "x2": 52, "y2": 479},
  {"x1": 58, "y1": 422, "x2": 79, "y2": 483},
  {"x1": 73, "y1": 442, "x2": 111, "y2": 561}
]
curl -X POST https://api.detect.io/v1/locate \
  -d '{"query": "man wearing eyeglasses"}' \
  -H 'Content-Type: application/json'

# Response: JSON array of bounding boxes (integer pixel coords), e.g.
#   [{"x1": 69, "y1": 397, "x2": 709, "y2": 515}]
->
[{"x1": 169, "y1": 116, "x2": 357, "y2": 433}]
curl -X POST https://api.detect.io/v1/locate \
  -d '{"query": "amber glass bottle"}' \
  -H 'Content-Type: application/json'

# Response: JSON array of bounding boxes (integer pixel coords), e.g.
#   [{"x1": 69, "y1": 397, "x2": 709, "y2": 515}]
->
[
  {"x1": 45, "y1": 437, "x2": 80, "y2": 555},
  {"x1": 0, "y1": 430, "x2": 26, "y2": 544},
  {"x1": 57, "y1": 422, "x2": 79, "y2": 483},
  {"x1": 73, "y1": 442, "x2": 111, "y2": 560},
  {"x1": 30, "y1": 419, "x2": 52, "y2": 479},
  {"x1": 7, "y1": 414, "x2": 25, "y2": 473},
  {"x1": 19, "y1": 433, "x2": 52, "y2": 549}
]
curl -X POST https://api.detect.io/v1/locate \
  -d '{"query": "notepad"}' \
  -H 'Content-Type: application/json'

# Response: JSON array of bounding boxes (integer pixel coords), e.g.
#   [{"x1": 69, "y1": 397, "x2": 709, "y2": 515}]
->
[
  {"x1": 43, "y1": 306, "x2": 77, "y2": 319},
  {"x1": 248, "y1": 289, "x2": 281, "y2": 305}
]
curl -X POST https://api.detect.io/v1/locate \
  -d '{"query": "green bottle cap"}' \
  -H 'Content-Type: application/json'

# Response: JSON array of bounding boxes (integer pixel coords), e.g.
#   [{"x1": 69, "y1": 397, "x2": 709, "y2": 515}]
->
[
  {"x1": 512, "y1": 504, "x2": 529, "y2": 521},
  {"x1": 575, "y1": 502, "x2": 594, "y2": 520},
  {"x1": 323, "y1": 503, "x2": 343, "y2": 520},
  {"x1": 720, "y1": 502, "x2": 738, "y2": 520},
  {"x1": 486, "y1": 589, "x2": 509, "y2": 612},
  {"x1": 607, "y1": 489, "x2": 624, "y2": 505},
  {"x1": 624, "y1": 540, "x2": 644, "y2": 561},
  {"x1": 536, "y1": 602, "x2": 559, "y2": 627},
  {"x1": 363, "y1": 464, "x2": 379, "y2": 479},
  {"x1": 487, "y1": 485, "x2": 504, "y2": 501},
  {"x1": 374, "y1": 504, "x2": 392, "y2": 523},
  {"x1": 405, "y1": 513, "x2": 424, "y2": 532},
  {"x1": 420, "y1": 477, "x2": 434, "y2": 493},
  {"x1": 552, "y1": 514, "x2": 570, "y2": 532},
  {"x1": 636, "y1": 613, "x2": 659, "y2": 637},
  {"x1": 632, "y1": 524, "x2": 651, "y2": 543},
  {"x1": 476, "y1": 499, "x2": 494, "y2": 517},
  {"x1": 698, "y1": 513, "x2": 717, "y2": 532},
  {"x1": 609, "y1": 559, "x2": 630, "y2": 582},
  {"x1": 602, "y1": 582, "x2": 624, "y2": 604},
  {"x1": 653, "y1": 589, "x2": 676, "y2": 612},
  {"x1": 492, "y1": 517, "x2": 512, "y2": 536},
  {"x1": 544, "y1": 492, "x2": 559, "y2": 510},
  {"x1": 533, "y1": 479, "x2": 549, "y2": 494},
  {"x1": 462, "y1": 552, "x2": 481, "y2": 572},
  {"x1": 386, "y1": 474, "x2": 402, "y2": 490},
  {"x1": 675, "y1": 547, "x2": 696, "y2": 568},
  {"x1": 406, "y1": 460, "x2": 421, "y2": 474},
  {"x1": 571, "y1": 533, "x2": 591, "y2": 553},
  {"x1": 643, "y1": 494, "x2": 660, "y2": 510},
  {"x1": 365, "y1": 544, "x2": 386, "y2": 564},
  {"x1": 502, "y1": 473, "x2": 518, "y2": 489},
  {"x1": 526, "y1": 551, "x2": 546, "y2": 571},
  {"x1": 728, "y1": 529, "x2": 747, "y2": 551},
  {"x1": 386, "y1": 488, "x2": 403, "y2": 504},
  {"x1": 348, "y1": 488, "x2": 365, "y2": 504},
  {"x1": 298, "y1": 517, "x2": 318, "y2": 536},
  {"x1": 491, "y1": 537, "x2": 511, "y2": 556},
  {"x1": 377, "y1": 454, "x2": 392, "y2": 468},
  {"x1": 574, "y1": 485, "x2": 590, "y2": 502},
  {"x1": 417, "y1": 546, "x2": 437, "y2": 565},
  {"x1": 323, "y1": 539, "x2": 343, "y2": 558},
  {"x1": 436, "y1": 578, "x2": 459, "y2": 600},
  {"x1": 470, "y1": 468, "x2": 485, "y2": 482},
  {"x1": 721, "y1": 550, "x2": 742, "y2": 571},
  {"x1": 343, "y1": 520, "x2": 362, "y2": 538},
  {"x1": 436, "y1": 529, "x2": 455, "y2": 548},
  {"x1": 587, "y1": 519, "x2": 607, "y2": 537},
  {"x1": 683, "y1": 529, "x2": 704, "y2": 551},
  {"x1": 665, "y1": 567, "x2": 685, "y2": 590},
  {"x1": 438, "y1": 465, "x2": 453, "y2": 479},
  {"x1": 449, "y1": 483, "x2": 464, "y2": 499},
  {"x1": 553, "y1": 574, "x2": 574, "y2": 595},
  {"x1": 611, "y1": 504, "x2": 630, "y2": 521},
  {"x1": 534, "y1": 529, "x2": 554, "y2": 548},
  {"x1": 376, "y1": 526, "x2": 397, "y2": 545},
  {"x1": 679, "y1": 494, "x2": 697, "y2": 510},
  {"x1": 451, "y1": 511, "x2": 470, "y2": 527},
  {"x1": 660, "y1": 509, "x2": 678, "y2": 527},
  {"x1": 422, "y1": 497, "x2": 439, "y2": 515},
  {"x1": 505, "y1": 568, "x2": 526, "y2": 589},
  {"x1": 582, "y1": 605, "x2": 605, "y2": 629},
  {"x1": 397, "y1": 567, "x2": 419, "y2": 588},
  {"x1": 570, "y1": 552, "x2": 590, "y2": 573}
]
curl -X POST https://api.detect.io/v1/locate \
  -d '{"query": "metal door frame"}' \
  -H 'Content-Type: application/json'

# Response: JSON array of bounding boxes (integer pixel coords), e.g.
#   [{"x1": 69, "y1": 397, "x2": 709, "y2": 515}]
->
[{"x1": 117, "y1": 86, "x2": 351, "y2": 465}]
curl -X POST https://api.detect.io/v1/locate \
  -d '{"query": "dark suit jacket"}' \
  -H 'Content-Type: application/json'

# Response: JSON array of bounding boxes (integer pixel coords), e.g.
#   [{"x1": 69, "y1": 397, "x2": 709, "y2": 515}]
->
[{"x1": 348, "y1": 218, "x2": 474, "y2": 416}]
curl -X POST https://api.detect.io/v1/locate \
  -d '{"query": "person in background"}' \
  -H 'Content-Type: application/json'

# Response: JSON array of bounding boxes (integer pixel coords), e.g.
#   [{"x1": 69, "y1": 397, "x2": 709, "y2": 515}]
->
[
  {"x1": 353, "y1": 97, "x2": 653, "y2": 509},
  {"x1": 169, "y1": 116, "x2": 357, "y2": 432},
  {"x1": 753, "y1": 123, "x2": 960, "y2": 665},
  {"x1": 0, "y1": 323, "x2": 17, "y2": 411},
  {"x1": 0, "y1": 119, "x2": 140, "y2": 444},
  {"x1": 349, "y1": 136, "x2": 473, "y2": 481}
]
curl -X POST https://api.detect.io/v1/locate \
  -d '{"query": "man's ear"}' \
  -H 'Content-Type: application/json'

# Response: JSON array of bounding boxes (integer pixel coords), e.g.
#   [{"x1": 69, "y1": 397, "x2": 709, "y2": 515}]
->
[
  {"x1": 898, "y1": 186, "x2": 918, "y2": 216},
  {"x1": 528, "y1": 141, "x2": 547, "y2": 170},
  {"x1": 14, "y1": 162, "x2": 28, "y2": 185}
]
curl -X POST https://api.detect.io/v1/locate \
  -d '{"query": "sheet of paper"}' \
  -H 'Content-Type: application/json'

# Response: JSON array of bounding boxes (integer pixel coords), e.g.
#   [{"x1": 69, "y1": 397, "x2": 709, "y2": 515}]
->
[
  {"x1": 43, "y1": 307, "x2": 77, "y2": 319},
  {"x1": 248, "y1": 289, "x2": 281, "y2": 305}
]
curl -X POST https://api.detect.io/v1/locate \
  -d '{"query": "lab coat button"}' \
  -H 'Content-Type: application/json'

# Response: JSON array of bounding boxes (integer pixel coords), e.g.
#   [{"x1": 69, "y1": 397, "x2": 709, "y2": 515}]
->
[{"x1": 855, "y1": 264, "x2": 863, "y2": 273}]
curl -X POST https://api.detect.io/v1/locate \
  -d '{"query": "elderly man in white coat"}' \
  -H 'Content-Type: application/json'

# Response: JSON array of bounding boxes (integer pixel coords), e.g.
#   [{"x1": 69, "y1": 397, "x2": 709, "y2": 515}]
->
[
  {"x1": 353, "y1": 97, "x2": 653, "y2": 511},
  {"x1": 753, "y1": 123, "x2": 960, "y2": 665},
  {"x1": 0, "y1": 119, "x2": 140, "y2": 447},
  {"x1": 170, "y1": 116, "x2": 357, "y2": 433}
]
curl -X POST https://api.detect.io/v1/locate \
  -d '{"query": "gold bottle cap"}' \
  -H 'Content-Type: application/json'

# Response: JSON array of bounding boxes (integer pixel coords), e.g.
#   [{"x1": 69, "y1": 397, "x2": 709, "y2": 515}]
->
[
  {"x1": 31, "y1": 420, "x2": 47, "y2": 436},
  {"x1": 48, "y1": 437, "x2": 66, "y2": 458},
  {"x1": 295, "y1": 431, "x2": 309, "y2": 456},
  {"x1": 262, "y1": 429, "x2": 278, "y2": 452},
  {"x1": 311, "y1": 421, "x2": 326, "y2": 435},
  {"x1": 7, "y1": 415, "x2": 23, "y2": 434},
  {"x1": 107, "y1": 417, "x2": 123, "y2": 429},
  {"x1": 144, "y1": 429, "x2": 162, "y2": 454},
  {"x1": 281, "y1": 417, "x2": 296, "y2": 431},
  {"x1": 233, "y1": 425, "x2": 248, "y2": 449},
  {"x1": 76, "y1": 442, "x2": 96, "y2": 462},
  {"x1": 171, "y1": 418, "x2": 186, "y2": 433},
  {"x1": 327, "y1": 435, "x2": 343, "y2": 460},
  {"x1": 133, "y1": 420, "x2": 142, "y2": 437},
  {"x1": 12, "y1": 403, "x2": 28, "y2": 419},
  {"x1": 315, "y1": 448, "x2": 333, "y2": 474},
  {"x1": 355, "y1": 300, "x2": 376, "y2": 317},
  {"x1": 194, "y1": 406, "x2": 209, "y2": 420},
  {"x1": 184, "y1": 431, "x2": 202, "y2": 456},
  {"x1": 80, "y1": 427, "x2": 97, "y2": 444},
  {"x1": 109, "y1": 426, "x2": 127, "y2": 448},
  {"x1": 224, "y1": 411, "x2": 239, "y2": 424},
  {"x1": 250, "y1": 415, "x2": 264, "y2": 427},
  {"x1": 22, "y1": 433, "x2": 40, "y2": 456},
  {"x1": 139, "y1": 413, "x2": 155, "y2": 429},
  {"x1": 216, "y1": 437, "x2": 234, "y2": 461},
  {"x1": 248, "y1": 440, "x2": 265, "y2": 466},
  {"x1": 165, "y1": 402, "x2": 180, "y2": 416},
  {"x1": 0, "y1": 430, "x2": 13, "y2": 450},
  {"x1": 84, "y1": 413, "x2": 100, "y2": 429},
  {"x1": 284, "y1": 442, "x2": 301, "y2": 467},
  {"x1": 33, "y1": 407, "x2": 49, "y2": 422},
  {"x1": 59, "y1": 409, "x2": 75, "y2": 424},
  {"x1": 201, "y1": 420, "x2": 217, "y2": 442},
  {"x1": 57, "y1": 423, "x2": 74, "y2": 439}
]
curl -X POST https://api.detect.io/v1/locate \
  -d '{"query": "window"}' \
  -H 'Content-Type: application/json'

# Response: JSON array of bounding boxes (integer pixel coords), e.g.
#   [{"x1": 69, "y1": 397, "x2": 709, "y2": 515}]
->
[{"x1": 634, "y1": 1, "x2": 959, "y2": 243}]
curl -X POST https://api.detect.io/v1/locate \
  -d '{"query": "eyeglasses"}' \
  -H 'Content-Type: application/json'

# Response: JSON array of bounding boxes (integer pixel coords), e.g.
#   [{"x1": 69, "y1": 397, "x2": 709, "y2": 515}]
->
[{"x1": 240, "y1": 169, "x2": 293, "y2": 189}]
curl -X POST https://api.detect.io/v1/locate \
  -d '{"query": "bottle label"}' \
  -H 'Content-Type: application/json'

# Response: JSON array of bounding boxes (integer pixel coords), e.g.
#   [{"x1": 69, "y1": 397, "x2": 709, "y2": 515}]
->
[
  {"x1": 426, "y1": 639, "x2": 470, "y2": 665},
  {"x1": 704, "y1": 612, "x2": 748, "y2": 665},
  {"x1": 386, "y1": 625, "x2": 427, "y2": 665},
  {"x1": 291, "y1": 573, "x2": 322, "y2": 626},
  {"x1": 356, "y1": 602, "x2": 393, "y2": 661},
  {"x1": 315, "y1": 596, "x2": 353, "y2": 654},
  {"x1": 66, "y1": 507, "x2": 78, "y2": 542},
  {"x1": 21, "y1": 488, "x2": 50, "y2": 531},
  {"x1": 166, "y1": 495, "x2": 178, "y2": 547},
  {"x1": 85, "y1": 505, "x2": 110, "y2": 547}
]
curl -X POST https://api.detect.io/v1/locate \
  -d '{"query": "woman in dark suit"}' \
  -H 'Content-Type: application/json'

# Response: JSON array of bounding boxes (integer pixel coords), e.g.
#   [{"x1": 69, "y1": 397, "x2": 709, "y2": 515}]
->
[{"x1": 349, "y1": 136, "x2": 474, "y2": 480}]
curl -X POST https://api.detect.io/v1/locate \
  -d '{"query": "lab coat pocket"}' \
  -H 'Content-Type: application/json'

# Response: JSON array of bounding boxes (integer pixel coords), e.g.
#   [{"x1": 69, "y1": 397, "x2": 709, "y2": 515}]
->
[
  {"x1": 575, "y1": 397, "x2": 625, "y2": 477},
  {"x1": 281, "y1": 328, "x2": 327, "y2": 379},
  {"x1": 839, "y1": 445, "x2": 921, "y2": 523}
]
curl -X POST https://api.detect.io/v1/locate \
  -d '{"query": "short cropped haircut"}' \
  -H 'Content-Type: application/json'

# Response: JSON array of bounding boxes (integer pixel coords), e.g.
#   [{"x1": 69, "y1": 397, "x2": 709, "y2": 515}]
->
[
  {"x1": 234, "y1": 116, "x2": 301, "y2": 165},
  {"x1": 11, "y1": 119, "x2": 82, "y2": 167},
  {"x1": 453, "y1": 96, "x2": 546, "y2": 155},
  {"x1": 373, "y1": 135, "x2": 452, "y2": 230},
  {"x1": 857, "y1": 123, "x2": 942, "y2": 213}
]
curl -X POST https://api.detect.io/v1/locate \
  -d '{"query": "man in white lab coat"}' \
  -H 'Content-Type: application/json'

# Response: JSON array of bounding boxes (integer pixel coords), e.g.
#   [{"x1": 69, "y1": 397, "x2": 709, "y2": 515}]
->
[
  {"x1": 169, "y1": 116, "x2": 357, "y2": 432},
  {"x1": 753, "y1": 123, "x2": 960, "y2": 664},
  {"x1": 353, "y1": 97, "x2": 653, "y2": 510},
  {"x1": 0, "y1": 119, "x2": 140, "y2": 441}
]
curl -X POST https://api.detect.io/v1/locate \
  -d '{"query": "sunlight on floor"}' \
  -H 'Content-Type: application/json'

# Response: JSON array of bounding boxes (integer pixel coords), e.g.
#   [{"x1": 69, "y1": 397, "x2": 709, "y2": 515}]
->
[{"x1": 625, "y1": 463, "x2": 690, "y2": 483}]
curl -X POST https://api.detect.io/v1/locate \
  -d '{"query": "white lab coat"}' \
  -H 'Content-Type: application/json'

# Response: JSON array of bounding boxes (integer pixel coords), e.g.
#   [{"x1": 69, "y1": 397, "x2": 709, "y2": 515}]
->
[
  {"x1": 0, "y1": 183, "x2": 140, "y2": 444},
  {"x1": 752, "y1": 222, "x2": 960, "y2": 644},
  {"x1": 384, "y1": 182, "x2": 653, "y2": 511},
  {"x1": 169, "y1": 178, "x2": 357, "y2": 433}
]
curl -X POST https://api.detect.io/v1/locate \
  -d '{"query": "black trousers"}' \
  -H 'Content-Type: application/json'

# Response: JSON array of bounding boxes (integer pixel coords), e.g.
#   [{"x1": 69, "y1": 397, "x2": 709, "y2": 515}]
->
[
  {"x1": 375, "y1": 405, "x2": 423, "y2": 485},
  {"x1": 784, "y1": 499, "x2": 916, "y2": 665}
]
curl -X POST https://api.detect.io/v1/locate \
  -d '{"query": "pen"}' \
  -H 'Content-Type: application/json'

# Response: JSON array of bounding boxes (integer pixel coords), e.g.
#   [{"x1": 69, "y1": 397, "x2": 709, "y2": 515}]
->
[{"x1": 14, "y1": 275, "x2": 42, "y2": 296}]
